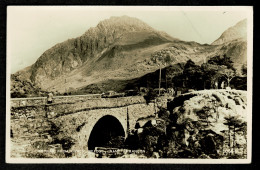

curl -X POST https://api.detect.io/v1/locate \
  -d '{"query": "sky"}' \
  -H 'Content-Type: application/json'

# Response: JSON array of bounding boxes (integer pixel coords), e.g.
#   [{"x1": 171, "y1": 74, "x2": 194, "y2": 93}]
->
[{"x1": 7, "y1": 6, "x2": 252, "y2": 73}]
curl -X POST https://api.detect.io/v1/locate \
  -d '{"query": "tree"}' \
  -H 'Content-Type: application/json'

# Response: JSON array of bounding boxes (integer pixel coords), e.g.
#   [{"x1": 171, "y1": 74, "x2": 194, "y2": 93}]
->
[
  {"x1": 241, "y1": 64, "x2": 247, "y2": 76},
  {"x1": 223, "y1": 116, "x2": 234, "y2": 155},
  {"x1": 208, "y1": 55, "x2": 234, "y2": 69},
  {"x1": 184, "y1": 59, "x2": 196, "y2": 70},
  {"x1": 201, "y1": 63, "x2": 226, "y2": 89},
  {"x1": 183, "y1": 59, "x2": 203, "y2": 90},
  {"x1": 231, "y1": 117, "x2": 243, "y2": 155},
  {"x1": 166, "y1": 63, "x2": 184, "y2": 89},
  {"x1": 223, "y1": 115, "x2": 244, "y2": 155},
  {"x1": 221, "y1": 69, "x2": 236, "y2": 87},
  {"x1": 235, "y1": 121, "x2": 247, "y2": 156}
]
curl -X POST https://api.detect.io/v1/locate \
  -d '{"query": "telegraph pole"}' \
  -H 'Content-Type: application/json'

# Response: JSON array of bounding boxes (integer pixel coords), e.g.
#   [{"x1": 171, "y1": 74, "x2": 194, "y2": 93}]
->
[
  {"x1": 204, "y1": 56, "x2": 206, "y2": 89},
  {"x1": 159, "y1": 64, "x2": 161, "y2": 96},
  {"x1": 165, "y1": 70, "x2": 167, "y2": 90},
  {"x1": 65, "y1": 78, "x2": 67, "y2": 94},
  {"x1": 126, "y1": 107, "x2": 130, "y2": 137},
  {"x1": 165, "y1": 62, "x2": 168, "y2": 90}
]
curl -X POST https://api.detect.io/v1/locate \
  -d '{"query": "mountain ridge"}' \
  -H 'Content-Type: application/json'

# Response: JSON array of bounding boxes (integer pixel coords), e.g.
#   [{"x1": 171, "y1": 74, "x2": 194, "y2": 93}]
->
[
  {"x1": 11, "y1": 16, "x2": 247, "y2": 95},
  {"x1": 212, "y1": 19, "x2": 247, "y2": 45}
]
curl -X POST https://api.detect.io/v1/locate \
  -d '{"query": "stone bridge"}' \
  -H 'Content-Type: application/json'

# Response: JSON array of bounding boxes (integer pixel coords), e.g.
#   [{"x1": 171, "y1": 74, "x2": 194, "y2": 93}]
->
[{"x1": 10, "y1": 95, "x2": 166, "y2": 157}]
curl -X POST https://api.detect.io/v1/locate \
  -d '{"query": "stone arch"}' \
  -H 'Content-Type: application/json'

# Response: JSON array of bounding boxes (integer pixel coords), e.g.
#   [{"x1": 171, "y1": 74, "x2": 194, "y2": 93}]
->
[
  {"x1": 87, "y1": 115, "x2": 126, "y2": 150},
  {"x1": 72, "y1": 109, "x2": 128, "y2": 154}
]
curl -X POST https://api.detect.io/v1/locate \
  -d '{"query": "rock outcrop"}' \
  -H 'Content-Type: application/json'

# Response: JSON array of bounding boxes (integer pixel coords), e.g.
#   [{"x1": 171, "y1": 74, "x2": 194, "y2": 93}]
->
[{"x1": 131, "y1": 90, "x2": 247, "y2": 158}]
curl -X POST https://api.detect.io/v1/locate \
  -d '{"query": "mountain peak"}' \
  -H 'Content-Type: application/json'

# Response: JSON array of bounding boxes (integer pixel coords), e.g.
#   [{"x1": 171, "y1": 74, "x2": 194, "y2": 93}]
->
[
  {"x1": 95, "y1": 15, "x2": 154, "y2": 33},
  {"x1": 212, "y1": 19, "x2": 247, "y2": 45},
  {"x1": 108, "y1": 15, "x2": 141, "y2": 21},
  {"x1": 12, "y1": 16, "x2": 247, "y2": 94},
  {"x1": 82, "y1": 15, "x2": 174, "y2": 45}
]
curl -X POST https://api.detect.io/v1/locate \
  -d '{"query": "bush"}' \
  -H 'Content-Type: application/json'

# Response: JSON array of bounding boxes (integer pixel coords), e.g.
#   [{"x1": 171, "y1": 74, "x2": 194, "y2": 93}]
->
[
  {"x1": 144, "y1": 89, "x2": 157, "y2": 104},
  {"x1": 11, "y1": 92, "x2": 27, "y2": 98}
]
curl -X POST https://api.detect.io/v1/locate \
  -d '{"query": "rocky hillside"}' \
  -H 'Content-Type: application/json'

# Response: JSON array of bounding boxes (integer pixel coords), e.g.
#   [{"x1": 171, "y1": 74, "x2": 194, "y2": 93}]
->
[
  {"x1": 210, "y1": 19, "x2": 247, "y2": 73},
  {"x1": 14, "y1": 16, "x2": 177, "y2": 92},
  {"x1": 10, "y1": 74, "x2": 45, "y2": 98},
  {"x1": 12, "y1": 16, "x2": 247, "y2": 95},
  {"x1": 212, "y1": 19, "x2": 247, "y2": 45}
]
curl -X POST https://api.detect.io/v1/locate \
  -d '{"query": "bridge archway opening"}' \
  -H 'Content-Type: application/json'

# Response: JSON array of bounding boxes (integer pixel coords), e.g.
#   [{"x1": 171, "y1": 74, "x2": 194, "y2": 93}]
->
[{"x1": 88, "y1": 115, "x2": 125, "y2": 150}]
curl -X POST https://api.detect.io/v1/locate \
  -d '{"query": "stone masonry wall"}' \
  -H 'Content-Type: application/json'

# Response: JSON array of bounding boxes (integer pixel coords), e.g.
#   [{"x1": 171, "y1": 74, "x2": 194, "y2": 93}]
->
[
  {"x1": 51, "y1": 102, "x2": 157, "y2": 157},
  {"x1": 11, "y1": 96, "x2": 146, "y2": 140},
  {"x1": 10, "y1": 94, "x2": 102, "y2": 107},
  {"x1": 46, "y1": 96, "x2": 146, "y2": 118},
  {"x1": 10, "y1": 95, "x2": 158, "y2": 158},
  {"x1": 10, "y1": 105, "x2": 62, "y2": 158}
]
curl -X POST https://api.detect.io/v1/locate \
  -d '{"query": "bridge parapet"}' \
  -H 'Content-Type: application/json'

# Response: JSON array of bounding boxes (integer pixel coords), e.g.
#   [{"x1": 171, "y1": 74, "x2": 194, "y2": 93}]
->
[
  {"x1": 11, "y1": 96, "x2": 147, "y2": 118},
  {"x1": 46, "y1": 96, "x2": 146, "y2": 118},
  {"x1": 10, "y1": 94, "x2": 102, "y2": 108}
]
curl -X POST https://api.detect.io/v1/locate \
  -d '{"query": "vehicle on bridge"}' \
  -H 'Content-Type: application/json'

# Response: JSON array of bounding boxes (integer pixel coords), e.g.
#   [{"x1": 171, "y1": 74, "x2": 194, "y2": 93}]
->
[
  {"x1": 101, "y1": 91, "x2": 125, "y2": 98},
  {"x1": 125, "y1": 89, "x2": 140, "y2": 96}
]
